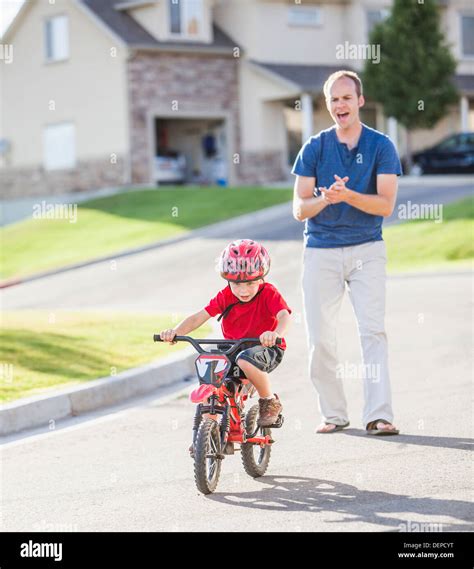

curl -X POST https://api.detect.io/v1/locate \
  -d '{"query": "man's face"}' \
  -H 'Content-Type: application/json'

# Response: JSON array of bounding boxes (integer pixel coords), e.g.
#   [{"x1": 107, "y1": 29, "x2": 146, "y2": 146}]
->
[
  {"x1": 326, "y1": 77, "x2": 365, "y2": 130},
  {"x1": 228, "y1": 279, "x2": 262, "y2": 302}
]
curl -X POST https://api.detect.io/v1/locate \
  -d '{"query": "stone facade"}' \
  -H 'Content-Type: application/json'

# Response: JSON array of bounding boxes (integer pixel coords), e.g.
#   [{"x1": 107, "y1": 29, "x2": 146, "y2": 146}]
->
[
  {"x1": 127, "y1": 52, "x2": 241, "y2": 185},
  {"x1": 1, "y1": 52, "x2": 289, "y2": 200},
  {"x1": 0, "y1": 156, "x2": 127, "y2": 200}
]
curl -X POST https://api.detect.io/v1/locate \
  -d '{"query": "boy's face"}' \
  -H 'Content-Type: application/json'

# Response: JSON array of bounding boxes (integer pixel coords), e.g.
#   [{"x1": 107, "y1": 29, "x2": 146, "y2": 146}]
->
[
  {"x1": 326, "y1": 77, "x2": 365, "y2": 130},
  {"x1": 228, "y1": 279, "x2": 262, "y2": 302}
]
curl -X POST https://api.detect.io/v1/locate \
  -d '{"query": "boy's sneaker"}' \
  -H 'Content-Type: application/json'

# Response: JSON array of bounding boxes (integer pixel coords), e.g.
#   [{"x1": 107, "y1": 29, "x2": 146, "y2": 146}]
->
[{"x1": 258, "y1": 394, "x2": 282, "y2": 427}]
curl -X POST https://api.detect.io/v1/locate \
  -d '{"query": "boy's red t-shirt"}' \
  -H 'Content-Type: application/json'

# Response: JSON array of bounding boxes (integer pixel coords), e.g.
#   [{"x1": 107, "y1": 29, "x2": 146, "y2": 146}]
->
[{"x1": 204, "y1": 282, "x2": 291, "y2": 349}]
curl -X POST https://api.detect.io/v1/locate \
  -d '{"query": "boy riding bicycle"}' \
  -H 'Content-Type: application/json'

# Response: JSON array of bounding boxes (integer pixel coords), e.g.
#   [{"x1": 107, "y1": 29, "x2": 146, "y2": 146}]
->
[{"x1": 159, "y1": 239, "x2": 292, "y2": 427}]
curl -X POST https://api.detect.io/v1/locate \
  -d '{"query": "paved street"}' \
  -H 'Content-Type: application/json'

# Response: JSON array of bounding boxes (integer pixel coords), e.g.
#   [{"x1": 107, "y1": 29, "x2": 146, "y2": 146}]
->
[{"x1": 1, "y1": 180, "x2": 472, "y2": 532}]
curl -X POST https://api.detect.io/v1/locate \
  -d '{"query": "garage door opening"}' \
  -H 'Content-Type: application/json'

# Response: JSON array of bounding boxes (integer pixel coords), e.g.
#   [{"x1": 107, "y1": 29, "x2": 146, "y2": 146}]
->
[{"x1": 154, "y1": 117, "x2": 228, "y2": 186}]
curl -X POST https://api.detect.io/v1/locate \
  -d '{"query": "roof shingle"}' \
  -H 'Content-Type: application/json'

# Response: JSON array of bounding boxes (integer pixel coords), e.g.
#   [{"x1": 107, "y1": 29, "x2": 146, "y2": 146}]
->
[
  {"x1": 250, "y1": 61, "x2": 356, "y2": 93},
  {"x1": 252, "y1": 61, "x2": 474, "y2": 96},
  {"x1": 81, "y1": 0, "x2": 238, "y2": 52}
]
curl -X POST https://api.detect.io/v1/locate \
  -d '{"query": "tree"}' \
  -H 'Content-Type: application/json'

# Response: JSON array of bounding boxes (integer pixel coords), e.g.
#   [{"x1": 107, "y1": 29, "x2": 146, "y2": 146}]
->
[{"x1": 363, "y1": 0, "x2": 459, "y2": 172}]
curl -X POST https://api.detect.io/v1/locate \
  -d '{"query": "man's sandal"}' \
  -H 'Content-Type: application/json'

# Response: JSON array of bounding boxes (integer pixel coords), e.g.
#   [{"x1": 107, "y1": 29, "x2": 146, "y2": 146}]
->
[
  {"x1": 366, "y1": 419, "x2": 399, "y2": 436},
  {"x1": 316, "y1": 421, "x2": 350, "y2": 434}
]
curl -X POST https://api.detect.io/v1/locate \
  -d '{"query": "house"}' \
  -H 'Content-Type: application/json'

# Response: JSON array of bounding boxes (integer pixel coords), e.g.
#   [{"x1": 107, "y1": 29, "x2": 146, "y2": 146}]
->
[{"x1": 0, "y1": 0, "x2": 473, "y2": 199}]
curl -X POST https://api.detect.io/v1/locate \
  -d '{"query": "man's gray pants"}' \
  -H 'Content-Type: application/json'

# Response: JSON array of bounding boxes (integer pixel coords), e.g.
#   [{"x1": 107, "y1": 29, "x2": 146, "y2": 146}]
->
[{"x1": 302, "y1": 240, "x2": 394, "y2": 427}]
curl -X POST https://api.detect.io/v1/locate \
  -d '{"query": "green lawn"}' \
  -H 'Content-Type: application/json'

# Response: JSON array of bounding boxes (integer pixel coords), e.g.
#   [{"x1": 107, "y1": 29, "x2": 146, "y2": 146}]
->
[
  {"x1": 385, "y1": 197, "x2": 474, "y2": 272},
  {"x1": 0, "y1": 186, "x2": 292, "y2": 280},
  {"x1": 2, "y1": 186, "x2": 471, "y2": 278},
  {"x1": 0, "y1": 311, "x2": 210, "y2": 403}
]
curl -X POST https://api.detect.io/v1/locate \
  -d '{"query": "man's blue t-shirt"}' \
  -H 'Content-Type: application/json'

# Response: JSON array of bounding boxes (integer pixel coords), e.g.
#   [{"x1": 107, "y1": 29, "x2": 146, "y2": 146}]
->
[{"x1": 291, "y1": 123, "x2": 402, "y2": 248}]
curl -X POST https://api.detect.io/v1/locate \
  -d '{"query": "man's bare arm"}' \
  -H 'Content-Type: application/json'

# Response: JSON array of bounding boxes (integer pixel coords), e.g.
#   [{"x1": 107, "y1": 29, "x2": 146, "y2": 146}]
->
[
  {"x1": 325, "y1": 174, "x2": 398, "y2": 217},
  {"x1": 345, "y1": 174, "x2": 398, "y2": 216},
  {"x1": 292, "y1": 175, "x2": 330, "y2": 221}
]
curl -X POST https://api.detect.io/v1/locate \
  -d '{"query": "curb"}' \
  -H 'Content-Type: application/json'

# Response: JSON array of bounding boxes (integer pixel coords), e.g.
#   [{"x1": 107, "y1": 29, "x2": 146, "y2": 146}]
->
[
  {"x1": 0, "y1": 348, "x2": 197, "y2": 436},
  {"x1": 0, "y1": 201, "x2": 292, "y2": 289}
]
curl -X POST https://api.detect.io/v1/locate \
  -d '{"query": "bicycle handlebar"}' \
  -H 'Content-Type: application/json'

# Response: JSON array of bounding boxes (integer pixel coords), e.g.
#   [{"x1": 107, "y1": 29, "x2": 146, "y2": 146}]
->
[{"x1": 153, "y1": 335, "x2": 282, "y2": 355}]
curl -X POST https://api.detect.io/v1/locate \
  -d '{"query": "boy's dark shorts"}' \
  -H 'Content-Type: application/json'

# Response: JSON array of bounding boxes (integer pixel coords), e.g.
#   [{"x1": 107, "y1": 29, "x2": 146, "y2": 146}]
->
[{"x1": 236, "y1": 345, "x2": 284, "y2": 373}]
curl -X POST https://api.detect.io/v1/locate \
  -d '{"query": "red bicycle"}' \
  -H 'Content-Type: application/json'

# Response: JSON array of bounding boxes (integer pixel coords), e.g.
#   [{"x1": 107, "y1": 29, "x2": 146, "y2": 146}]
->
[{"x1": 153, "y1": 335, "x2": 284, "y2": 494}]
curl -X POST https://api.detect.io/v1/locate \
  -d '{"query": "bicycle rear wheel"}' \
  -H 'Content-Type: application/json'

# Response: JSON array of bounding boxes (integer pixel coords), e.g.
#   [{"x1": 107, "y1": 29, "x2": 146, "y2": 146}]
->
[{"x1": 241, "y1": 404, "x2": 271, "y2": 478}]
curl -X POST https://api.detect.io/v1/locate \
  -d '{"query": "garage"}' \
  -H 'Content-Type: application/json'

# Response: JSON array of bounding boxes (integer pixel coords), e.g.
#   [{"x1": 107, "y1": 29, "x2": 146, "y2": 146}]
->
[{"x1": 152, "y1": 116, "x2": 229, "y2": 186}]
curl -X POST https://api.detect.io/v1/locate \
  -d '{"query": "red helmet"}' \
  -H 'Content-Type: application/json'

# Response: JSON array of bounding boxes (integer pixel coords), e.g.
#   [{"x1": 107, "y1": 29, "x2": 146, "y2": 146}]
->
[{"x1": 219, "y1": 239, "x2": 270, "y2": 282}]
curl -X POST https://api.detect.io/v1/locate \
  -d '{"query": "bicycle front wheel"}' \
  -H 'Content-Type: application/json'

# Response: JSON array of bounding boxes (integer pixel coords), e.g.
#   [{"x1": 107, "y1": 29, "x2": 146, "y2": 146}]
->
[{"x1": 194, "y1": 419, "x2": 223, "y2": 494}]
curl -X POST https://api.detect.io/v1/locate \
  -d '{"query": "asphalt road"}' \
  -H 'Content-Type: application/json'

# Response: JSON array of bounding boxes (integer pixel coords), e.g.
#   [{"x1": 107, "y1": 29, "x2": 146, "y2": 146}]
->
[{"x1": 1, "y1": 180, "x2": 472, "y2": 532}]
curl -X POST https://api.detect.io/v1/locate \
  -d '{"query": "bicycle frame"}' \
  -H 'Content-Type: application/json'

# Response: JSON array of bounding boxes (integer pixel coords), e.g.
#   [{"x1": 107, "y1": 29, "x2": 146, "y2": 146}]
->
[
  {"x1": 200, "y1": 376, "x2": 272, "y2": 447},
  {"x1": 153, "y1": 335, "x2": 277, "y2": 447}
]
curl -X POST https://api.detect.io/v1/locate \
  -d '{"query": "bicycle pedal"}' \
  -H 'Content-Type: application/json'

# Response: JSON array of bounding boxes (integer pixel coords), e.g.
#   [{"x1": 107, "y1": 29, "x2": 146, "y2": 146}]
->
[
  {"x1": 223, "y1": 442, "x2": 235, "y2": 455},
  {"x1": 269, "y1": 414, "x2": 284, "y2": 428}
]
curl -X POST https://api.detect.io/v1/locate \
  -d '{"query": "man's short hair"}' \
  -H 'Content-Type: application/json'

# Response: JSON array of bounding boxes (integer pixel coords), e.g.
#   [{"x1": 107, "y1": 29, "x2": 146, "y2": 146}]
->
[{"x1": 323, "y1": 70, "x2": 363, "y2": 100}]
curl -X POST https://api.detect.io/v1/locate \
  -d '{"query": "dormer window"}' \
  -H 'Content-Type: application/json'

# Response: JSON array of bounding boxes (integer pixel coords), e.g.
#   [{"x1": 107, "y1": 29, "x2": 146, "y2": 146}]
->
[
  {"x1": 44, "y1": 15, "x2": 69, "y2": 62},
  {"x1": 169, "y1": 0, "x2": 203, "y2": 37}
]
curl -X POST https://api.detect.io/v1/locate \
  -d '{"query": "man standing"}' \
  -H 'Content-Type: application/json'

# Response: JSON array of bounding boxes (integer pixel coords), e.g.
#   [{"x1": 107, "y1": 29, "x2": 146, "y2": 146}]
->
[{"x1": 292, "y1": 70, "x2": 401, "y2": 435}]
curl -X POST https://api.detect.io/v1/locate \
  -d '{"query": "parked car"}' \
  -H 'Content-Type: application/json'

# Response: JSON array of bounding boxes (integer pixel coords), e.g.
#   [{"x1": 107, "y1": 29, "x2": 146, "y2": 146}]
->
[
  {"x1": 402, "y1": 132, "x2": 474, "y2": 175},
  {"x1": 154, "y1": 151, "x2": 186, "y2": 184}
]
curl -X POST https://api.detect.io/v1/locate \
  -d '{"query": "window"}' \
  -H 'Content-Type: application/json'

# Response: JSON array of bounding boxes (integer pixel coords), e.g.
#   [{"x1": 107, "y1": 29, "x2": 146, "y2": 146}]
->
[
  {"x1": 43, "y1": 123, "x2": 75, "y2": 170},
  {"x1": 436, "y1": 135, "x2": 461, "y2": 151},
  {"x1": 44, "y1": 15, "x2": 69, "y2": 62},
  {"x1": 461, "y1": 15, "x2": 474, "y2": 57},
  {"x1": 169, "y1": 0, "x2": 202, "y2": 37},
  {"x1": 366, "y1": 9, "x2": 390, "y2": 35},
  {"x1": 288, "y1": 6, "x2": 322, "y2": 27},
  {"x1": 457, "y1": 134, "x2": 474, "y2": 148},
  {"x1": 464, "y1": 134, "x2": 474, "y2": 148}
]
